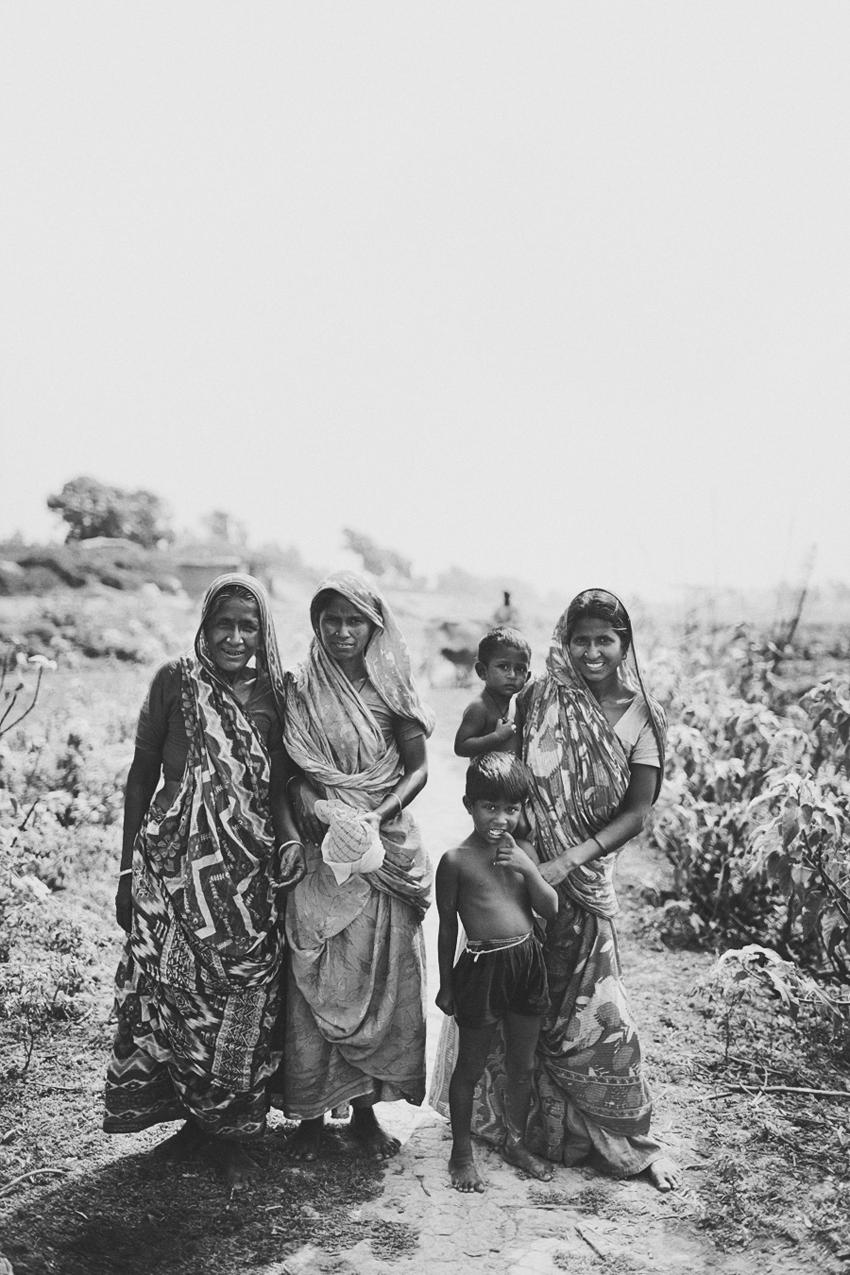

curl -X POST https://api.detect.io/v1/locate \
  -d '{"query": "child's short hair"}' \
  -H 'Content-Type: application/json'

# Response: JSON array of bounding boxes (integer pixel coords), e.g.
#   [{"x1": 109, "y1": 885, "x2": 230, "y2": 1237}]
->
[
  {"x1": 477, "y1": 627, "x2": 531, "y2": 666},
  {"x1": 465, "y1": 753, "x2": 530, "y2": 804}
]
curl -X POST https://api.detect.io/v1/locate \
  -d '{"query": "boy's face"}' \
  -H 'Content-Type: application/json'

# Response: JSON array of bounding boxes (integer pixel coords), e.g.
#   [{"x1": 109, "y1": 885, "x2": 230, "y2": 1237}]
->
[
  {"x1": 476, "y1": 647, "x2": 530, "y2": 697},
  {"x1": 464, "y1": 795, "x2": 523, "y2": 844}
]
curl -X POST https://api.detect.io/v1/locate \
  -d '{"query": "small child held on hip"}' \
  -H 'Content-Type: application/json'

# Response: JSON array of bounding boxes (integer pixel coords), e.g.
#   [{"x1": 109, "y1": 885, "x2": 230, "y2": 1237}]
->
[
  {"x1": 454, "y1": 628, "x2": 531, "y2": 758},
  {"x1": 435, "y1": 753, "x2": 558, "y2": 1192}
]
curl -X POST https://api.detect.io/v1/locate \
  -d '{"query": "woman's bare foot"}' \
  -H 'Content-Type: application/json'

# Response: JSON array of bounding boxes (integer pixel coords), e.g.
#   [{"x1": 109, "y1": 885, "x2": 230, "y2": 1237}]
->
[
  {"x1": 501, "y1": 1135, "x2": 553, "y2": 1181},
  {"x1": 153, "y1": 1120, "x2": 207, "y2": 1162},
  {"x1": 449, "y1": 1152, "x2": 485, "y2": 1192},
  {"x1": 207, "y1": 1138, "x2": 258, "y2": 1188},
  {"x1": 349, "y1": 1106, "x2": 400, "y2": 1159},
  {"x1": 285, "y1": 1116, "x2": 324, "y2": 1161},
  {"x1": 647, "y1": 1155, "x2": 681, "y2": 1192}
]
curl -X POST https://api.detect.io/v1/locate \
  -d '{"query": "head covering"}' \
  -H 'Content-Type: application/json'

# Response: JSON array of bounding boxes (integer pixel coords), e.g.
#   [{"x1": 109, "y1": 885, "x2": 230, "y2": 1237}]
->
[
  {"x1": 304, "y1": 571, "x2": 434, "y2": 735},
  {"x1": 195, "y1": 572, "x2": 286, "y2": 716},
  {"x1": 547, "y1": 587, "x2": 666, "y2": 795},
  {"x1": 520, "y1": 588, "x2": 666, "y2": 919}
]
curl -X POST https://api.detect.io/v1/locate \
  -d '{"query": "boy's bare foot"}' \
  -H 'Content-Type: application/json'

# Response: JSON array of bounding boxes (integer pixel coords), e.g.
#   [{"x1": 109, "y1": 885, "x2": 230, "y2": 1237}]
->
[
  {"x1": 502, "y1": 1135, "x2": 553, "y2": 1181},
  {"x1": 647, "y1": 1155, "x2": 681, "y2": 1192},
  {"x1": 285, "y1": 1116, "x2": 324, "y2": 1161},
  {"x1": 207, "y1": 1138, "x2": 258, "y2": 1188},
  {"x1": 152, "y1": 1120, "x2": 207, "y2": 1162},
  {"x1": 349, "y1": 1106, "x2": 400, "y2": 1159},
  {"x1": 449, "y1": 1153, "x2": 485, "y2": 1192}
]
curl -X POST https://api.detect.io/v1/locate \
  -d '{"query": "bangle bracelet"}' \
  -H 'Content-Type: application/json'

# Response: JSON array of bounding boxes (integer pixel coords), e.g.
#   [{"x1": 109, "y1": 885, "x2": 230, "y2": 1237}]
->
[
  {"x1": 590, "y1": 835, "x2": 605, "y2": 855},
  {"x1": 118, "y1": 868, "x2": 132, "y2": 878},
  {"x1": 387, "y1": 793, "x2": 403, "y2": 820},
  {"x1": 285, "y1": 776, "x2": 300, "y2": 794},
  {"x1": 278, "y1": 840, "x2": 303, "y2": 851}
]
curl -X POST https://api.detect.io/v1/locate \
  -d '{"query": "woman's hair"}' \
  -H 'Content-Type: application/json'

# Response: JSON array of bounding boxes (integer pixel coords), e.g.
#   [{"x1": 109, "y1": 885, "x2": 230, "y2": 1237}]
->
[
  {"x1": 205, "y1": 583, "x2": 259, "y2": 619},
  {"x1": 310, "y1": 587, "x2": 376, "y2": 632},
  {"x1": 564, "y1": 589, "x2": 632, "y2": 656},
  {"x1": 477, "y1": 627, "x2": 531, "y2": 666},
  {"x1": 465, "y1": 753, "x2": 530, "y2": 804}
]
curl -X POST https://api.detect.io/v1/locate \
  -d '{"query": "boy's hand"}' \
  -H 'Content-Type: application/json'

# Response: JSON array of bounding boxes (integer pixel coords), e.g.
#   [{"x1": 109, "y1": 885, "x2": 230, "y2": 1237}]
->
[
  {"x1": 492, "y1": 833, "x2": 531, "y2": 873},
  {"x1": 435, "y1": 987, "x2": 455, "y2": 1016},
  {"x1": 493, "y1": 720, "x2": 516, "y2": 744}
]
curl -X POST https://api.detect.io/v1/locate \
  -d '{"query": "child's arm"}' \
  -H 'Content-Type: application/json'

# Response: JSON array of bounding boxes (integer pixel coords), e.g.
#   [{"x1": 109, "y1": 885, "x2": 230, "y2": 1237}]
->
[
  {"x1": 435, "y1": 853, "x2": 461, "y2": 1014},
  {"x1": 492, "y1": 834, "x2": 559, "y2": 920},
  {"x1": 454, "y1": 700, "x2": 515, "y2": 758}
]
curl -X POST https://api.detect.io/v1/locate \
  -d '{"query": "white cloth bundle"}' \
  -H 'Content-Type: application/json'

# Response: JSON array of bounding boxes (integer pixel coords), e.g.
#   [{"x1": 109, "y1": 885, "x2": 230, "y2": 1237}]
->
[{"x1": 314, "y1": 798, "x2": 385, "y2": 885}]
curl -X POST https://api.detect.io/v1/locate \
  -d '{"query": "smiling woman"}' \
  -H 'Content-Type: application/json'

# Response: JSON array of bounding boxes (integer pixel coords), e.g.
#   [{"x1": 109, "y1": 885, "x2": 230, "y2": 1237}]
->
[
  {"x1": 432, "y1": 588, "x2": 681, "y2": 1192},
  {"x1": 103, "y1": 574, "x2": 304, "y2": 1186}
]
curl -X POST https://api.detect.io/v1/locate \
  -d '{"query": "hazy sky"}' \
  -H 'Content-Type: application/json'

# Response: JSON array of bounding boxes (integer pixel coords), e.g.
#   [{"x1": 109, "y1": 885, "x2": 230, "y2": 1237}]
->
[{"x1": 2, "y1": 3, "x2": 848, "y2": 596}]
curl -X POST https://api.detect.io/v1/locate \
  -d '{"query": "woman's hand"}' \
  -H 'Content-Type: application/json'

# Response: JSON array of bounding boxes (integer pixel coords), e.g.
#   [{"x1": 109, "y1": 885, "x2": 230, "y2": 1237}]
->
[
  {"x1": 361, "y1": 810, "x2": 384, "y2": 834},
  {"x1": 538, "y1": 855, "x2": 573, "y2": 886},
  {"x1": 115, "y1": 876, "x2": 133, "y2": 933},
  {"x1": 277, "y1": 841, "x2": 306, "y2": 890},
  {"x1": 291, "y1": 779, "x2": 327, "y2": 845}
]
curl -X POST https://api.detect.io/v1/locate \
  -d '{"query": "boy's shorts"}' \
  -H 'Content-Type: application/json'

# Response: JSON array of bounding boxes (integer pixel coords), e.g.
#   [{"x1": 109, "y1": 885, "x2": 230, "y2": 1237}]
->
[{"x1": 452, "y1": 931, "x2": 549, "y2": 1029}]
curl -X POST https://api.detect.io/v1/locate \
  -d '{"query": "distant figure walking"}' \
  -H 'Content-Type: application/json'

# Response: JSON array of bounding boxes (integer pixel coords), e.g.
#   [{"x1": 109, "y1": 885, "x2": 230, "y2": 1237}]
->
[{"x1": 492, "y1": 591, "x2": 521, "y2": 627}]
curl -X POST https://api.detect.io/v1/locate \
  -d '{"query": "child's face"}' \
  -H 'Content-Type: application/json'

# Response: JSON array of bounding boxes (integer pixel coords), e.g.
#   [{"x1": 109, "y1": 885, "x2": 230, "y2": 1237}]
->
[
  {"x1": 476, "y1": 647, "x2": 530, "y2": 698},
  {"x1": 464, "y1": 795, "x2": 523, "y2": 844}
]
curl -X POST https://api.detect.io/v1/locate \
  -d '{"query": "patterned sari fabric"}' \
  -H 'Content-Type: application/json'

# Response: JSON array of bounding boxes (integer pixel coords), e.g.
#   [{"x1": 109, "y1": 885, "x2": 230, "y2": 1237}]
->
[
  {"x1": 104, "y1": 574, "x2": 287, "y2": 1140},
  {"x1": 273, "y1": 572, "x2": 433, "y2": 1119},
  {"x1": 430, "y1": 598, "x2": 668, "y2": 1177}
]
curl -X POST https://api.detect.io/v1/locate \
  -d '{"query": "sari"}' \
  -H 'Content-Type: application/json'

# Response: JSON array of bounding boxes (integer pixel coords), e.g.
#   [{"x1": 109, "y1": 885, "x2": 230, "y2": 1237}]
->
[
  {"x1": 430, "y1": 596, "x2": 668, "y2": 1176},
  {"x1": 273, "y1": 572, "x2": 434, "y2": 1119},
  {"x1": 104, "y1": 574, "x2": 287, "y2": 1141}
]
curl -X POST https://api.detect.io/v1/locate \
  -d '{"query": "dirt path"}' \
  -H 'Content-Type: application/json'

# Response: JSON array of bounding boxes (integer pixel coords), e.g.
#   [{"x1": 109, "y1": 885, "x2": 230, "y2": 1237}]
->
[{"x1": 1, "y1": 687, "x2": 843, "y2": 1274}]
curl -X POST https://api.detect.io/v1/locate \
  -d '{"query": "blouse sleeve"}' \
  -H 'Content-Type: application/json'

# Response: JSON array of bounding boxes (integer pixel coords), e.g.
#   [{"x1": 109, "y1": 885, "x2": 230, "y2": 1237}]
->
[
  {"x1": 134, "y1": 661, "x2": 181, "y2": 757},
  {"x1": 394, "y1": 717, "x2": 426, "y2": 746},
  {"x1": 629, "y1": 716, "x2": 661, "y2": 769}
]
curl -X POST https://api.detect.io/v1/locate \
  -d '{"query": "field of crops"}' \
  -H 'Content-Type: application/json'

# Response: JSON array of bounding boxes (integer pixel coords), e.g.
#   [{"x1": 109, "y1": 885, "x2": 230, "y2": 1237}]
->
[{"x1": 1, "y1": 584, "x2": 848, "y2": 1273}]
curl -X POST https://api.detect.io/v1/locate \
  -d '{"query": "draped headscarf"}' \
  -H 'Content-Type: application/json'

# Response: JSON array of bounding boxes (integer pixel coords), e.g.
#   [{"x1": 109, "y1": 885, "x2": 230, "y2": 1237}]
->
[
  {"x1": 133, "y1": 572, "x2": 286, "y2": 987},
  {"x1": 196, "y1": 571, "x2": 286, "y2": 716},
  {"x1": 282, "y1": 572, "x2": 433, "y2": 916},
  {"x1": 521, "y1": 589, "x2": 666, "y2": 920}
]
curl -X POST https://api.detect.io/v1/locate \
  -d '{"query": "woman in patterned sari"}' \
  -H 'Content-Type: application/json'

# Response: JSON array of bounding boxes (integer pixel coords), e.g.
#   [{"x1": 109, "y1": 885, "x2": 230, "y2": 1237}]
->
[
  {"x1": 432, "y1": 589, "x2": 680, "y2": 1190},
  {"x1": 104, "y1": 574, "x2": 304, "y2": 1184},
  {"x1": 272, "y1": 572, "x2": 433, "y2": 1161}
]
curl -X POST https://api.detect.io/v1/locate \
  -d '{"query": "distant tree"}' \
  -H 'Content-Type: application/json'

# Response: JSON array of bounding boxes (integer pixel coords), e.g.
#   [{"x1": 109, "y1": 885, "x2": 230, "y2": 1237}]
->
[
  {"x1": 47, "y1": 476, "x2": 174, "y2": 547},
  {"x1": 201, "y1": 509, "x2": 248, "y2": 547},
  {"x1": 342, "y1": 528, "x2": 412, "y2": 581}
]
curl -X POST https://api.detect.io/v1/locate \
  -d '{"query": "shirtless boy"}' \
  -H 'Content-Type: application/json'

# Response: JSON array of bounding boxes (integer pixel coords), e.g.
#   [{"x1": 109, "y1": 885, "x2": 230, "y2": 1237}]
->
[
  {"x1": 436, "y1": 753, "x2": 559, "y2": 1192},
  {"x1": 454, "y1": 628, "x2": 531, "y2": 758}
]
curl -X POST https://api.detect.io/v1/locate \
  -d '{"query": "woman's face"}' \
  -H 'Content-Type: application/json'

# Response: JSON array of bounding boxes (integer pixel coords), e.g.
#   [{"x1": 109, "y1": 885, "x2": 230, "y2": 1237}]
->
[
  {"x1": 205, "y1": 596, "x2": 261, "y2": 676},
  {"x1": 318, "y1": 592, "x2": 375, "y2": 664},
  {"x1": 567, "y1": 617, "x2": 626, "y2": 686}
]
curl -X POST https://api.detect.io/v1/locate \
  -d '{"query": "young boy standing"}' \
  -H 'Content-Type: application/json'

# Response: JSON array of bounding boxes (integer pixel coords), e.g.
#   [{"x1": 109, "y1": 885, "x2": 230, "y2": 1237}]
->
[
  {"x1": 454, "y1": 628, "x2": 531, "y2": 758},
  {"x1": 436, "y1": 754, "x2": 558, "y2": 1192}
]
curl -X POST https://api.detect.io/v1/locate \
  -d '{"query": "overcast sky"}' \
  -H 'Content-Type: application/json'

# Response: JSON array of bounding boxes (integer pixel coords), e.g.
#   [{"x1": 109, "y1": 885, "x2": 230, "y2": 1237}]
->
[{"x1": 2, "y1": 3, "x2": 848, "y2": 597}]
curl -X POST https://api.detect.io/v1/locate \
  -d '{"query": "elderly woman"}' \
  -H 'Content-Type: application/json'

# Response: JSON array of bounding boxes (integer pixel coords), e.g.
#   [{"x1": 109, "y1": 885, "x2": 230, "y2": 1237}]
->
[
  {"x1": 433, "y1": 589, "x2": 680, "y2": 1191},
  {"x1": 104, "y1": 574, "x2": 303, "y2": 1185},
  {"x1": 273, "y1": 572, "x2": 433, "y2": 1160}
]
